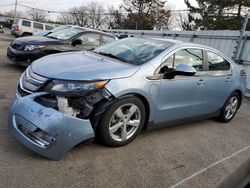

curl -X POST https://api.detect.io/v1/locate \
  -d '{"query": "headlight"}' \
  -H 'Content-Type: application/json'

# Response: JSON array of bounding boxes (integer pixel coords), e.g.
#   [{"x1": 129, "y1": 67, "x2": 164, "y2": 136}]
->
[
  {"x1": 24, "y1": 45, "x2": 45, "y2": 51},
  {"x1": 45, "y1": 80, "x2": 109, "y2": 95}
]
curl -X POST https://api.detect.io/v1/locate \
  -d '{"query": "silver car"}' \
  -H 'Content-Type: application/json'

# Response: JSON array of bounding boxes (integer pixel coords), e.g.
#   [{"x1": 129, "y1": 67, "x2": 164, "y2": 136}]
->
[
  {"x1": 11, "y1": 18, "x2": 54, "y2": 37},
  {"x1": 9, "y1": 38, "x2": 247, "y2": 160}
]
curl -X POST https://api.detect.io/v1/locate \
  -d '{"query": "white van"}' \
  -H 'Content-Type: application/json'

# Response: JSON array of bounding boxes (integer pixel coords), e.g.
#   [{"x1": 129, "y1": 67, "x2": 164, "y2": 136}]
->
[{"x1": 11, "y1": 18, "x2": 54, "y2": 37}]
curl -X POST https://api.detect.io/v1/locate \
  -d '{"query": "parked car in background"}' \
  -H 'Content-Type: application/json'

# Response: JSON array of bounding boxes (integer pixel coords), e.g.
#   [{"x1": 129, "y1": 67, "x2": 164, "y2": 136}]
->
[
  {"x1": 9, "y1": 38, "x2": 247, "y2": 160},
  {"x1": 0, "y1": 16, "x2": 14, "y2": 29},
  {"x1": 7, "y1": 27, "x2": 117, "y2": 66},
  {"x1": 33, "y1": 25, "x2": 75, "y2": 36},
  {"x1": 11, "y1": 18, "x2": 54, "y2": 37},
  {"x1": 115, "y1": 34, "x2": 135, "y2": 39}
]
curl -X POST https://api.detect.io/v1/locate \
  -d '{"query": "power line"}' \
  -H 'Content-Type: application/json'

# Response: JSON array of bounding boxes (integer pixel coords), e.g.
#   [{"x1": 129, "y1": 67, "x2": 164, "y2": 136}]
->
[
  {"x1": 16, "y1": 3, "x2": 191, "y2": 14},
  {"x1": 0, "y1": 3, "x2": 15, "y2": 7}
]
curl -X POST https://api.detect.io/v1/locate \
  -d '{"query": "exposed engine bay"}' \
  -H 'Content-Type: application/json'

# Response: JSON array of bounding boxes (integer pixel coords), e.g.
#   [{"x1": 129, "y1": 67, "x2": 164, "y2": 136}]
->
[{"x1": 34, "y1": 88, "x2": 115, "y2": 129}]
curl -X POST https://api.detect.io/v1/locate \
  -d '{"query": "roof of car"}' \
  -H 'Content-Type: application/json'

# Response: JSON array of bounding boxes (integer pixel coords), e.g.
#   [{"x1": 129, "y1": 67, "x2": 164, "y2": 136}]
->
[
  {"x1": 71, "y1": 26, "x2": 115, "y2": 37},
  {"x1": 150, "y1": 38, "x2": 183, "y2": 44}
]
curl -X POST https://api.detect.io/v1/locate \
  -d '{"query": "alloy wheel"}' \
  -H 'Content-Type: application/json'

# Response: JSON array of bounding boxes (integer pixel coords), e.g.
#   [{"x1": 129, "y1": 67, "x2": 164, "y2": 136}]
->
[
  {"x1": 109, "y1": 103, "x2": 141, "y2": 142},
  {"x1": 224, "y1": 96, "x2": 238, "y2": 120}
]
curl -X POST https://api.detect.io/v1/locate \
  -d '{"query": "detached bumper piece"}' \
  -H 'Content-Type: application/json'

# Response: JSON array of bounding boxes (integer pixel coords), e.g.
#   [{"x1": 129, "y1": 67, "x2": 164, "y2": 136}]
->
[{"x1": 9, "y1": 92, "x2": 95, "y2": 160}]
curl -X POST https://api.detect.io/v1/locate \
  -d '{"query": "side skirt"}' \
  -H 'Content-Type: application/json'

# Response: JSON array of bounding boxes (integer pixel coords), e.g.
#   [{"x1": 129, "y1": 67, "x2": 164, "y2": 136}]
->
[{"x1": 146, "y1": 108, "x2": 221, "y2": 131}]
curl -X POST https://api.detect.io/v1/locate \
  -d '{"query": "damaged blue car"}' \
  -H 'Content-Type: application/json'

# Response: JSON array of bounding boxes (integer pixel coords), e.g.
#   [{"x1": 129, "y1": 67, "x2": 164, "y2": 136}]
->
[{"x1": 9, "y1": 38, "x2": 247, "y2": 160}]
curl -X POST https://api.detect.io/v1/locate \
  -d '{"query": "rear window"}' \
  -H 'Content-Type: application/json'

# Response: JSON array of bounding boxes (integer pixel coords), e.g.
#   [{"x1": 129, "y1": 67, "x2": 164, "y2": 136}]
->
[
  {"x1": 33, "y1": 22, "x2": 43, "y2": 30},
  {"x1": 22, "y1": 20, "x2": 31, "y2": 27},
  {"x1": 45, "y1": 25, "x2": 53, "y2": 30}
]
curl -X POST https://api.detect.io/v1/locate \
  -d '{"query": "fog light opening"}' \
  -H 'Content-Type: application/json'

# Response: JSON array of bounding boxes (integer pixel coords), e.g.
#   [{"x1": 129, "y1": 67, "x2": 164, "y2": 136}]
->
[{"x1": 18, "y1": 124, "x2": 55, "y2": 148}]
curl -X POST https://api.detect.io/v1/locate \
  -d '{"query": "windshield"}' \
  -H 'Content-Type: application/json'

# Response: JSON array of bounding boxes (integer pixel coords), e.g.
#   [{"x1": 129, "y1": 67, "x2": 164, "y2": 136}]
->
[
  {"x1": 51, "y1": 25, "x2": 72, "y2": 33},
  {"x1": 93, "y1": 38, "x2": 173, "y2": 65},
  {"x1": 47, "y1": 28, "x2": 83, "y2": 40}
]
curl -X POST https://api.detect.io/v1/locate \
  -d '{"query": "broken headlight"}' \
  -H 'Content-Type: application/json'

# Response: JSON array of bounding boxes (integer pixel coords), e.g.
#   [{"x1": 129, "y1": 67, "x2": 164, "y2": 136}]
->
[
  {"x1": 24, "y1": 45, "x2": 45, "y2": 51},
  {"x1": 45, "y1": 80, "x2": 109, "y2": 95}
]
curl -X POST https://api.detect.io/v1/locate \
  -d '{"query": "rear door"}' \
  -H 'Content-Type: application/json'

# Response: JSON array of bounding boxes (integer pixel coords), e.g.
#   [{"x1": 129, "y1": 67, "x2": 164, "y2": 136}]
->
[
  {"x1": 203, "y1": 50, "x2": 233, "y2": 112},
  {"x1": 155, "y1": 48, "x2": 208, "y2": 124}
]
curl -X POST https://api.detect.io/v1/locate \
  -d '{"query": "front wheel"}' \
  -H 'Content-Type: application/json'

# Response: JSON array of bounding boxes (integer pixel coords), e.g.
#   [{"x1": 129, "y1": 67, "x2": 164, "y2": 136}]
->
[
  {"x1": 219, "y1": 92, "x2": 240, "y2": 123},
  {"x1": 97, "y1": 97, "x2": 146, "y2": 147}
]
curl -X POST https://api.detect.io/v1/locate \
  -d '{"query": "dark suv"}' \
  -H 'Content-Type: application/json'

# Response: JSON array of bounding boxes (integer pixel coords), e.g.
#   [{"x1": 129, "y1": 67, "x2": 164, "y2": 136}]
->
[{"x1": 7, "y1": 27, "x2": 117, "y2": 66}]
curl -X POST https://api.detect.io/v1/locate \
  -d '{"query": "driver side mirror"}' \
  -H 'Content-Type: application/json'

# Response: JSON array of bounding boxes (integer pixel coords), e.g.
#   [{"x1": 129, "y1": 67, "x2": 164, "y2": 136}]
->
[
  {"x1": 161, "y1": 64, "x2": 196, "y2": 79},
  {"x1": 72, "y1": 39, "x2": 82, "y2": 46}
]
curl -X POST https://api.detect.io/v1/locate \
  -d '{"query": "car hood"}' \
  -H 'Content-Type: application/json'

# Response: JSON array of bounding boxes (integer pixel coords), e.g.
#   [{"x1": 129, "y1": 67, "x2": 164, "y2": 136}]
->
[
  {"x1": 12, "y1": 36, "x2": 64, "y2": 45},
  {"x1": 31, "y1": 51, "x2": 140, "y2": 81}
]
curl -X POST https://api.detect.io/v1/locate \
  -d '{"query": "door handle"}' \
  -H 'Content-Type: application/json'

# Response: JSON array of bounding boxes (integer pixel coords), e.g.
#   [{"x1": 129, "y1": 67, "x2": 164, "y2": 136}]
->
[
  {"x1": 197, "y1": 79, "x2": 205, "y2": 85},
  {"x1": 226, "y1": 77, "x2": 232, "y2": 83}
]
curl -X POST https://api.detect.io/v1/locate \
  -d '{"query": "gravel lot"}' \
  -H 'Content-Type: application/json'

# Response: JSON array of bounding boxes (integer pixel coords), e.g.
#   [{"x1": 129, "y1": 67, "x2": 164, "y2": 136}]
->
[{"x1": 0, "y1": 37, "x2": 250, "y2": 188}]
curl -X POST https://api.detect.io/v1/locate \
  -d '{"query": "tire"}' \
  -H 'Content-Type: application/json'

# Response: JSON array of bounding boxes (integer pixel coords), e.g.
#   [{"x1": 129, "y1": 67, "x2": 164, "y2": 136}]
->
[
  {"x1": 97, "y1": 96, "x2": 146, "y2": 147},
  {"x1": 219, "y1": 92, "x2": 240, "y2": 123}
]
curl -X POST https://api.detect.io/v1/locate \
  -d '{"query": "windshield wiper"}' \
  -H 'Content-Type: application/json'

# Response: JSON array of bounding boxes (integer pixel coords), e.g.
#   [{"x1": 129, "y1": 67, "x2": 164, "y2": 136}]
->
[{"x1": 96, "y1": 52, "x2": 128, "y2": 63}]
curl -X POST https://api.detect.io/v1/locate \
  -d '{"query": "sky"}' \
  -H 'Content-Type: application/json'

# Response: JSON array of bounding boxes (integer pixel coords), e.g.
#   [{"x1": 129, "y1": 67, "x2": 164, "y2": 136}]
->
[{"x1": 0, "y1": 0, "x2": 198, "y2": 13}]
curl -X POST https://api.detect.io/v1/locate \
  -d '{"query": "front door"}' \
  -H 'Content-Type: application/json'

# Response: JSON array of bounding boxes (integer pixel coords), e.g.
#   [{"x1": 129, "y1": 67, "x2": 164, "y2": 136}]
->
[{"x1": 154, "y1": 48, "x2": 208, "y2": 124}]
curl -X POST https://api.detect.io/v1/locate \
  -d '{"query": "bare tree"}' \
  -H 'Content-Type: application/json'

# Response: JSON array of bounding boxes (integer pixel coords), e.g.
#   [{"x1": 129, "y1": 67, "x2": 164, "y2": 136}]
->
[
  {"x1": 28, "y1": 8, "x2": 47, "y2": 22},
  {"x1": 86, "y1": 2, "x2": 107, "y2": 29},
  {"x1": 107, "y1": 5, "x2": 125, "y2": 29},
  {"x1": 58, "y1": 7, "x2": 88, "y2": 26},
  {"x1": 176, "y1": 12, "x2": 191, "y2": 30},
  {"x1": 58, "y1": 2, "x2": 108, "y2": 29},
  {"x1": 151, "y1": 4, "x2": 172, "y2": 30},
  {"x1": 3, "y1": 10, "x2": 24, "y2": 18}
]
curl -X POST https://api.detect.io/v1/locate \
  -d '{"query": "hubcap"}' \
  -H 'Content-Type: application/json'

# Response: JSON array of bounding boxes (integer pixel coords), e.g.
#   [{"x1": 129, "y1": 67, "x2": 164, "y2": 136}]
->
[
  {"x1": 109, "y1": 103, "x2": 141, "y2": 142},
  {"x1": 224, "y1": 96, "x2": 238, "y2": 120}
]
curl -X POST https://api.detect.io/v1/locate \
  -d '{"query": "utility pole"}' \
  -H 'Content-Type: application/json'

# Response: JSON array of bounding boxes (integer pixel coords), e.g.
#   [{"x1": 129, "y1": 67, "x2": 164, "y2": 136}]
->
[{"x1": 14, "y1": 0, "x2": 17, "y2": 20}]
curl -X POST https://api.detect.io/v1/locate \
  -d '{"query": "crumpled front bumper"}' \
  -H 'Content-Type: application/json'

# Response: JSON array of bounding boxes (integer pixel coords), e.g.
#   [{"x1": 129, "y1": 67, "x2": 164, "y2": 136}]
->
[{"x1": 8, "y1": 92, "x2": 95, "y2": 160}]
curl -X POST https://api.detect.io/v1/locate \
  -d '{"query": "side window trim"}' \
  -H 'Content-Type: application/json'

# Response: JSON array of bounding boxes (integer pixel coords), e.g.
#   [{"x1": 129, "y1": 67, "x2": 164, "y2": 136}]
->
[
  {"x1": 100, "y1": 34, "x2": 104, "y2": 45},
  {"x1": 154, "y1": 49, "x2": 176, "y2": 75},
  {"x1": 155, "y1": 47, "x2": 205, "y2": 76},
  {"x1": 204, "y1": 50, "x2": 233, "y2": 76}
]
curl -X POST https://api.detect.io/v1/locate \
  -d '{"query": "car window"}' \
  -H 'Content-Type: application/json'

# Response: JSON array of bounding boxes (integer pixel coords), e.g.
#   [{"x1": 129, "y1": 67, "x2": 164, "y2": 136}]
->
[
  {"x1": 22, "y1": 20, "x2": 31, "y2": 27},
  {"x1": 51, "y1": 25, "x2": 71, "y2": 32},
  {"x1": 33, "y1": 22, "x2": 44, "y2": 30},
  {"x1": 161, "y1": 54, "x2": 174, "y2": 69},
  {"x1": 47, "y1": 28, "x2": 84, "y2": 40},
  {"x1": 78, "y1": 33, "x2": 100, "y2": 46},
  {"x1": 45, "y1": 25, "x2": 53, "y2": 30},
  {"x1": 175, "y1": 49, "x2": 203, "y2": 71},
  {"x1": 159, "y1": 49, "x2": 203, "y2": 74},
  {"x1": 103, "y1": 35, "x2": 115, "y2": 44},
  {"x1": 207, "y1": 51, "x2": 230, "y2": 71}
]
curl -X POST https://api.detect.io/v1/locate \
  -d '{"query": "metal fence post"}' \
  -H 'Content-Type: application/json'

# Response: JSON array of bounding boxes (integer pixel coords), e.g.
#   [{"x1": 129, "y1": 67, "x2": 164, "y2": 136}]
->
[{"x1": 233, "y1": 14, "x2": 249, "y2": 63}]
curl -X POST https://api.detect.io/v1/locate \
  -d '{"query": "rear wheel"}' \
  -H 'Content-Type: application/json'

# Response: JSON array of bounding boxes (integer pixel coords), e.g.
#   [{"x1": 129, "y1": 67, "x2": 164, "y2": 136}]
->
[
  {"x1": 219, "y1": 92, "x2": 240, "y2": 123},
  {"x1": 97, "y1": 97, "x2": 146, "y2": 147}
]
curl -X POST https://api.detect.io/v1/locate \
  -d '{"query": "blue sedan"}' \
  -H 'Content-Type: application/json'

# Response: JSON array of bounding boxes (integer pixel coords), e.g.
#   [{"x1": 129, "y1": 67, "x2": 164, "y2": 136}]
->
[{"x1": 9, "y1": 38, "x2": 247, "y2": 160}]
